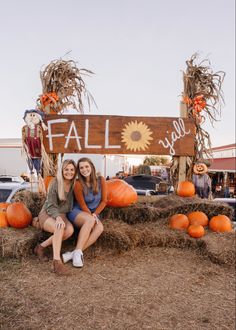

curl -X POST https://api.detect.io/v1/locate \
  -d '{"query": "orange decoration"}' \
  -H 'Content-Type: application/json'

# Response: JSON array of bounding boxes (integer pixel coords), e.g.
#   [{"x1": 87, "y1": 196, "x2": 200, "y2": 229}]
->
[
  {"x1": 0, "y1": 202, "x2": 11, "y2": 211},
  {"x1": 169, "y1": 214, "x2": 189, "y2": 230},
  {"x1": 209, "y1": 215, "x2": 232, "y2": 232},
  {"x1": 106, "y1": 179, "x2": 137, "y2": 207},
  {"x1": 6, "y1": 202, "x2": 32, "y2": 229},
  {"x1": 44, "y1": 176, "x2": 55, "y2": 192},
  {"x1": 187, "y1": 211, "x2": 209, "y2": 227},
  {"x1": 188, "y1": 224, "x2": 205, "y2": 238},
  {"x1": 0, "y1": 211, "x2": 9, "y2": 228},
  {"x1": 176, "y1": 181, "x2": 195, "y2": 197}
]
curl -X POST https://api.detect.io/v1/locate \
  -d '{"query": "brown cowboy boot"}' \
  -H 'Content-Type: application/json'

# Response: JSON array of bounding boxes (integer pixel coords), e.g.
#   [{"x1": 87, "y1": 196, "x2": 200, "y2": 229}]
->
[
  {"x1": 34, "y1": 244, "x2": 49, "y2": 262},
  {"x1": 53, "y1": 259, "x2": 72, "y2": 276}
]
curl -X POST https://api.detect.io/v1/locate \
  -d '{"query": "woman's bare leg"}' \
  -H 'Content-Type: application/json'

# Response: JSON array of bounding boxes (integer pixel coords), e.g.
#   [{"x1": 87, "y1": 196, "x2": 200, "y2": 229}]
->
[
  {"x1": 82, "y1": 221, "x2": 104, "y2": 251},
  {"x1": 74, "y1": 212, "x2": 96, "y2": 250}
]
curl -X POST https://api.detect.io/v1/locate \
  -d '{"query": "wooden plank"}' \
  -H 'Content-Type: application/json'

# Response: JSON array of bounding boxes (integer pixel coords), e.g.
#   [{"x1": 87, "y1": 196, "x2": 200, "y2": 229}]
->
[
  {"x1": 43, "y1": 114, "x2": 195, "y2": 156},
  {"x1": 178, "y1": 102, "x2": 188, "y2": 182}
]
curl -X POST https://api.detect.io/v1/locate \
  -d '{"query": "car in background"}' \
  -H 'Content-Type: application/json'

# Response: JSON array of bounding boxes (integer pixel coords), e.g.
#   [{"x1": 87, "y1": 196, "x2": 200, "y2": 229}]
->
[
  {"x1": 0, "y1": 177, "x2": 31, "y2": 203},
  {"x1": 213, "y1": 197, "x2": 236, "y2": 222},
  {"x1": 124, "y1": 174, "x2": 173, "y2": 196}
]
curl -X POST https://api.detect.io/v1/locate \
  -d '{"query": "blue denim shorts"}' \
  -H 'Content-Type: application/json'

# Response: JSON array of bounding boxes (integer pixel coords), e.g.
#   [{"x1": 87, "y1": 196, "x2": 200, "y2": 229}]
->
[{"x1": 67, "y1": 206, "x2": 97, "y2": 224}]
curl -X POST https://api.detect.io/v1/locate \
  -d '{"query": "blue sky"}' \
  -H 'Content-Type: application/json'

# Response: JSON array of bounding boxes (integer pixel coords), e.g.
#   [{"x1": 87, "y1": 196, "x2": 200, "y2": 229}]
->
[{"x1": 0, "y1": 0, "x2": 235, "y2": 147}]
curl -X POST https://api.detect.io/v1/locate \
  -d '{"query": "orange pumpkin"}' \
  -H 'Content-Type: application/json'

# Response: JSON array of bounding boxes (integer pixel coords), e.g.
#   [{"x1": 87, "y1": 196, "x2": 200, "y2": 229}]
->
[
  {"x1": 6, "y1": 202, "x2": 32, "y2": 229},
  {"x1": 44, "y1": 176, "x2": 54, "y2": 192},
  {"x1": 188, "y1": 224, "x2": 205, "y2": 238},
  {"x1": 209, "y1": 215, "x2": 232, "y2": 232},
  {"x1": 169, "y1": 214, "x2": 189, "y2": 230},
  {"x1": 0, "y1": 202, "x2": 10, "y2": 211},
  {"x1": 187, "y1": 211, "x2": 209, "y2": 227},
  {"x1": 0, "y1": 211, "x2": 9, "y2": 228},
  {"x1": 106, "y1": 179, "x2": 137, "y2": 207},
  {"x1": 176, "y1": 181, "x2": 195, "y2": 197}
]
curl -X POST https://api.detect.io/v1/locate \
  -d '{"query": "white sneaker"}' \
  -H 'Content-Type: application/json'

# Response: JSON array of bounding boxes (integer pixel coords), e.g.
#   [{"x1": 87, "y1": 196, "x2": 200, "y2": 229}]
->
[
  {"x1": 62, "y1": 251, "x2": 74, "y2": 264},
  {"x1": 73, "y1": 250, "x2": 84, "y2": 268}
]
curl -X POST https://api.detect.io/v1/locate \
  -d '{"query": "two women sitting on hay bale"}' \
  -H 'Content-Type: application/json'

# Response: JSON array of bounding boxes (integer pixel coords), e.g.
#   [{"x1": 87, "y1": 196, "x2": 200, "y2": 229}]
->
[{"x1": 34, "y1": 158, "x2": 107, "y2": 276}]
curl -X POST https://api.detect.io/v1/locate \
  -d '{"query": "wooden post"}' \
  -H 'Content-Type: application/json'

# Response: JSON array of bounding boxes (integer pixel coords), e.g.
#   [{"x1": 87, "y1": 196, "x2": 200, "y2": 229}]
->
[{"x1": 178, "y1": 102, "x2": 188, "y2": 182}]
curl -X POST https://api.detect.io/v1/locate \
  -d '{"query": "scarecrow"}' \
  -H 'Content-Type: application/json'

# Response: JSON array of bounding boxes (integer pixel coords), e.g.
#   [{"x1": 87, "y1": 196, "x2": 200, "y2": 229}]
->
[
  {"x1": 22, "y1": 109, "x2": 48, "y2": 178},
  {"x1": 192, "y1": 161, "x2": 211, "y2": 199}
]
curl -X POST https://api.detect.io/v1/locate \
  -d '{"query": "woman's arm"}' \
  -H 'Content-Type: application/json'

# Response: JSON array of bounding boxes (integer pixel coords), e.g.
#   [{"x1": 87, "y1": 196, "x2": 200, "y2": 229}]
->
[
  {"x1": 44, "y1": 180, "x2": 61, "y2": 219},
  {"x1": 74, "y1": 181, "x2": 91, "y2": 214},
  {"x1": 94, "y1": 176, "x2": 107, "y2": 215}
]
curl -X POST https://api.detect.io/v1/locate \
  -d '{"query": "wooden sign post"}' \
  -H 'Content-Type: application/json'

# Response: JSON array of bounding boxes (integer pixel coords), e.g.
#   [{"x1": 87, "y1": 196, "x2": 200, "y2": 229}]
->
[
  {"x1": 43, "y1": 114, "x2": 195, "y2": 157},
  {"x1": 178, "y1": 102, "x2": 188, "y2": 182}
]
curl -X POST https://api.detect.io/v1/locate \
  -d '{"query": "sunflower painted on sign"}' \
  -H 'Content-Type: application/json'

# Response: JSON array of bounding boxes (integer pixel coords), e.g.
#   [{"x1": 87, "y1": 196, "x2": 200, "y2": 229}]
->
[{"x1": 121, "y1": 121, "x2": 153, "y2": 152}]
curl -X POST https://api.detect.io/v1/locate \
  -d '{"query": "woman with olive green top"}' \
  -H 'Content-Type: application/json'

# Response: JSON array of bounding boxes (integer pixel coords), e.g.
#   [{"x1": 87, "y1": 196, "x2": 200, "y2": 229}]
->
[{"x1": 34, "y1": 159, "x2": 77, "y2": 276}]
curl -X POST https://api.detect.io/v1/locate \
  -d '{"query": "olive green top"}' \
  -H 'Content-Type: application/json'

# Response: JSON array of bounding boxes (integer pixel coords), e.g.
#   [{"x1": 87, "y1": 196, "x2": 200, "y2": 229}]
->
[{"x1": 41, "y1": 179, "x2": 74, "y2": 219}]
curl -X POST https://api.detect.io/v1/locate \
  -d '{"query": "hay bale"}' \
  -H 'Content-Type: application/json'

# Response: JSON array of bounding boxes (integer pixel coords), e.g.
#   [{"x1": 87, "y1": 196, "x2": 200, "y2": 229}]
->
[
  {"x1": 103, "y1": 194, "x2": 234, "y2": 224},
  {"x1": 0, "y1": 227, "x2": 44, "y2": 258},
  {"x1": 13, "y1": 191, "x2": 46, "y2": 217}
]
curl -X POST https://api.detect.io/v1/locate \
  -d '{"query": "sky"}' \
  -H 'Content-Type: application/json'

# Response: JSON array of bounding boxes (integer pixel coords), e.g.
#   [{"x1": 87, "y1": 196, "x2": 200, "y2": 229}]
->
[{"x1": 0, "y1": 0, "x2": 235, "y2": 148}]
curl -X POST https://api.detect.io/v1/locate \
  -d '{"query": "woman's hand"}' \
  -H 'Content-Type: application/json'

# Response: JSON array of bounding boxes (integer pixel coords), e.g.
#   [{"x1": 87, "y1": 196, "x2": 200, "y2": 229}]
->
[
  {"x1": 92, "y1": 213, "x2": 100, "y2": 224},
  {"x1": 55, "y1": 216, "x2": 65, "y2": 229}
]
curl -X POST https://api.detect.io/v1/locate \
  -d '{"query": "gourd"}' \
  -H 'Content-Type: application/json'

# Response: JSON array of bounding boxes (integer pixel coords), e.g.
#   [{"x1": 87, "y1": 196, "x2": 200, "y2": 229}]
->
[
  {"x1": 169, "y1": 214, "x2": 189, "y2": 230},
  {"x1": 106, "y1": 179, "x2": 137, "y2": 207},
  {"x1": 6, "y1": 202, "x2": 32, "y2": 229},
  {"x1": 176, "y1": 181, "x2": 195, "y2": 197},
  {"x1": 187, "y1": 224, "x2": 205, "y2": 238},
  {"x1": 187, "y1": 211, "x2": 209, "y2": 227},
  {"x1": 209, "y1": 215, "x2": 232, "y2": 232}
]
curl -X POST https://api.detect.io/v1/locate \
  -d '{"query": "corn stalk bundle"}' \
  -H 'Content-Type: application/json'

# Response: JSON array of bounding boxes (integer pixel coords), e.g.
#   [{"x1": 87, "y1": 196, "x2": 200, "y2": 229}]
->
[
  {"x1": 38, "y1": 59, "x2": 96, "y2": 113},
  {"x1": 182, "y1": 53, "x2": 225, "y2": 161}
]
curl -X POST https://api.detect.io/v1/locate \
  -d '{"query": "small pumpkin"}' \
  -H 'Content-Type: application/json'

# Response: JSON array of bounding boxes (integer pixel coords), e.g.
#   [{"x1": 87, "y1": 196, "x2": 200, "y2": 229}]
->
[
  {"x1": 176, "y1": 181, "x2": 195, "y2": 197},
  {"x1": 6, "y1": 202, "x2": 32, "y2": 229},
  {"x1": 187, "y1": 211, "x2": 209, "y2": 227},
  {"x1": 209, "y1": 215, "x2": 232, "y2": 232},
  {"x1": 106, "y1": 179, "x2": 137, "y2": 207},
  {"x1": 169, "y1": 214, "x2": 189, "y2": 230},
  {"x1": 0, "y1": 211, "x2": 9, "y2": 228},
  {"x1": 187, "y1": 224, "x2": 205, "y2": 238},
  {"x1": 0, "y1": 202, "x2": 11, "y2": 211}
]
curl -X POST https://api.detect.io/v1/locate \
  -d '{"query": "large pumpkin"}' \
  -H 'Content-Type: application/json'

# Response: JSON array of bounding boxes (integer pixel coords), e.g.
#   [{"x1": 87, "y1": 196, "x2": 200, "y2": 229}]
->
[
  {"x1": 176, "y1": 181, "x2": 195, "y2": 197},
  {"x1": 169, "y1": 214, "x2": 189, "y2": 230},
  {"x1": 187, "y1": 224, "x2": 205, "y2": 238},
  {"x1": 0, "y1": 211, "x2": 9, "y2": 228},
  {"x1": 209, "y1": 215, "x2": 232, "y2": 232},
  {"x1": 106, "y1": 179, "x2": 137, "y2": 207},
  {"x1": 187, "y1": 211, "x2": 209, "y2": 227},
  {"x1": 6, "y1": 202, "x2": 32, "y2": 229}
]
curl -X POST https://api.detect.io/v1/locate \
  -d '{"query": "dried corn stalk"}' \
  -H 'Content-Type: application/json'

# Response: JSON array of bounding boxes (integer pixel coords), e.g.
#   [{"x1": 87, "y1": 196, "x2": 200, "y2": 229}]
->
[
  {"x1": 38, "y1": 59, "x2": 96, "y2": 114},
  {"x1": 182, "y1": 53, "x2": 225, "y2": 161}
]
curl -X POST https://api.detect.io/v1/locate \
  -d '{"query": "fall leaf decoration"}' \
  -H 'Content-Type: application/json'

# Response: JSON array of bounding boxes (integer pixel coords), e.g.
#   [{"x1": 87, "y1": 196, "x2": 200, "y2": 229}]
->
[
  {"x1": 38, "y1": 59, "x2": 97, "y2": 114},
  {"x1": 182, "y1": 53, "x2": 225, "y2": 160}
]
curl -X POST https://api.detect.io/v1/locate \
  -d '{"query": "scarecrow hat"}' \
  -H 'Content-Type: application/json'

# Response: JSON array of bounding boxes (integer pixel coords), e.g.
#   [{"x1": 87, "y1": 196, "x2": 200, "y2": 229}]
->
[{"x1": 23, "y1": 109, "x2": 45, "y2": 120}]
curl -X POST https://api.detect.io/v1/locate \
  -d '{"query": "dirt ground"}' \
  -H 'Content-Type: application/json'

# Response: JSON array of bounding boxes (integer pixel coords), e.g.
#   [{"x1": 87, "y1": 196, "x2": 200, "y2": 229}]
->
[{"x1": 0, "y1": 245, "x2": 235, "y2": 330}]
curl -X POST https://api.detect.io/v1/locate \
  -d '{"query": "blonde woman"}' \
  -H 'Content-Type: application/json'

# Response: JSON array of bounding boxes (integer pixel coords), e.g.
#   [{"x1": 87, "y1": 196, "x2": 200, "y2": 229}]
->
[
  {"x1": 34, "y1": 159, "x2": 77, "y2": 276},
  {"x1": 63, "y1": 157, "x2": 107, "y2": 267}
]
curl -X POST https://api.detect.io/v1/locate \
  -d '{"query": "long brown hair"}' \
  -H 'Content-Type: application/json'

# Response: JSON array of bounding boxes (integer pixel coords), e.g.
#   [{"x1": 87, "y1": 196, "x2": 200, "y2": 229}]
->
[
  {"x1": 57, "y1": 159, "x2": 77, "y2": 200},
  {"x1": 77, "y1": 157, "x2": 99, "y2": 194}
]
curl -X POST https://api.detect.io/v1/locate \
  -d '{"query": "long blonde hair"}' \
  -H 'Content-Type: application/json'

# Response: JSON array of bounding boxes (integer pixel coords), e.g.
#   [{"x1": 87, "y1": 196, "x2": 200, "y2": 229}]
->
[
  {"x1": 77, "y1": 157, "x2": 99, "y2": 195},
  {"x1": 57, "y1": 159, "x2": 77, "y2": 201}
]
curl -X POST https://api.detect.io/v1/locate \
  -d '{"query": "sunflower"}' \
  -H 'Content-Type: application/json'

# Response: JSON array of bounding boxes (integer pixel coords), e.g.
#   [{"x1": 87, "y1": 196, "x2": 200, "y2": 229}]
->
[{"x1": 121, "y1": 121, "x2": 153, "y2": 152}]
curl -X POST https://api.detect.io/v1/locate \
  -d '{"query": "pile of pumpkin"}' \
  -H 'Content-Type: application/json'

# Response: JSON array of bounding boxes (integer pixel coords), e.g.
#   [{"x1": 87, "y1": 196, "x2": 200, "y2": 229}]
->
[
  {"x1": 170, "y1": 181, "x2": 233, "y2": 237},
  {"x1": 0, "y1": 202, "x2": 32, "y2": 229},
  {"x1": 169, "y1": 211, "x2": 232, "y2": 238}
]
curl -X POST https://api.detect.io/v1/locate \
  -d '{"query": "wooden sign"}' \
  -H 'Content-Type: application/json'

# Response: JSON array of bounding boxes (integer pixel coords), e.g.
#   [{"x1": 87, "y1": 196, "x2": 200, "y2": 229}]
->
[{"x1": 43, "y1": 114, "x2": 195, "y2": 156}]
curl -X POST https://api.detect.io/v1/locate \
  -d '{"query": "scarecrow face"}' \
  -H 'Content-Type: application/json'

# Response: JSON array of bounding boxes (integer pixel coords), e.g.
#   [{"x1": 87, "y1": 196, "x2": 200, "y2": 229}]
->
[
  {"x1": 25, "y1": 112, "x2": 41, "y2": 126},
  {"x1": 193, "y1": 163, "x2": 208, "y2": 175}
]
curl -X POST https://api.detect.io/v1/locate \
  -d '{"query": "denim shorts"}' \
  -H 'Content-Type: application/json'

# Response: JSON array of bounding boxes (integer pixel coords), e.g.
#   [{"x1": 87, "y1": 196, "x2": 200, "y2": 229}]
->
[{"x1": 67, "y1": 206, "x2": 97, "y2": 224}]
